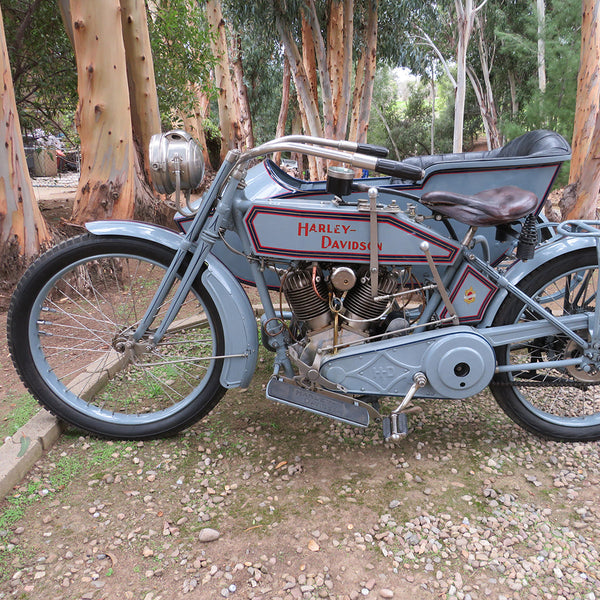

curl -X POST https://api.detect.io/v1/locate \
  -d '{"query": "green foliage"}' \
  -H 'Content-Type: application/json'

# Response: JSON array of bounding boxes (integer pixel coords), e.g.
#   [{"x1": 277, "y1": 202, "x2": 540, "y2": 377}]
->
[
  {"x1": 496, "y1": 0, "x2": 581, "y2": 143},
  {"x1": 367, "y1": 67, "x2": 461, "y2": 160},
  {"x1": 3, "y1": 0, "x2": 77, "y2": 140},
  {"x1": 223, "y1": 1, "x2": 290, "y2": 143},
  {"x1": 147, "y1": 0, "x2": 216, "y2": 126}
]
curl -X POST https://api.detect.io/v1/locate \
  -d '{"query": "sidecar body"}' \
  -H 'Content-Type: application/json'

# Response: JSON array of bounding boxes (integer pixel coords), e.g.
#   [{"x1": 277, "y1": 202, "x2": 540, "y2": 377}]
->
[{"x1": 175, "y1": 129, "x2": 570, "y2": 289}]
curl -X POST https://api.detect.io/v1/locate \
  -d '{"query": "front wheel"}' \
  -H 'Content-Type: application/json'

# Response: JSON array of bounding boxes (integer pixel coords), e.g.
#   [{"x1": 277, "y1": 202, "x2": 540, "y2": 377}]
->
[
  {"x1": 490, "y1": 248, "x2": 600, "y2": 441},
  {"x1": 8, "y1": 234, "x2": 226, "y2": 440}
]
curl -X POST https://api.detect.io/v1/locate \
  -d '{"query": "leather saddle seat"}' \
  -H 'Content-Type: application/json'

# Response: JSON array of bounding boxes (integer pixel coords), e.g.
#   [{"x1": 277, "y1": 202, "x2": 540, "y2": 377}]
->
[
  {"x1": 420, "y1": 186, "x2": 539, "y2": 227},
  {"x1": 406, "y1": 129, "x2": 569, "y2": 227}
]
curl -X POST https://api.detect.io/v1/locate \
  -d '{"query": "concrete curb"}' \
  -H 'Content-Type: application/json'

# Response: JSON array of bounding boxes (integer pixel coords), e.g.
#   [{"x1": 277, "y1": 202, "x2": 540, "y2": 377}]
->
[{"x1": 0, "y1": 410, "x2": 62, "y2": 500}]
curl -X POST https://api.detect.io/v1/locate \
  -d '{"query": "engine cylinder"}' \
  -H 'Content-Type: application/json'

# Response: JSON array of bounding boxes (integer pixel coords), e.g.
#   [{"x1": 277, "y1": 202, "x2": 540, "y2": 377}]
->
[
  {"x1": 282, "y1": 268, "x2": 332, "y2": 330},
  {"x1": 344, "y1": 270, "x2": 397, "y2": 322}
]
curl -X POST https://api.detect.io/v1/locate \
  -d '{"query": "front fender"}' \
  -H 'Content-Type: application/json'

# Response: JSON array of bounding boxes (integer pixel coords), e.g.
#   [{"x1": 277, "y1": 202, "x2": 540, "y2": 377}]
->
[
  {"x1": 480, "y1": 234, "x2": 597, "y2": 327},
  {"x1": 85, "y1": 221, "x2": 258, "y2": 389}
]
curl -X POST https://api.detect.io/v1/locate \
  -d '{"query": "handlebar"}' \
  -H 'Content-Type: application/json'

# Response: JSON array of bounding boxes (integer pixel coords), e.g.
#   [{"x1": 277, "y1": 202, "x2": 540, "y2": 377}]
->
[
  {"x1": 374, "y1": 158, "x2": 425, "y2": 180},
  {"x1": 238, "y1": 135, "x2": 424, "y2": 181}
]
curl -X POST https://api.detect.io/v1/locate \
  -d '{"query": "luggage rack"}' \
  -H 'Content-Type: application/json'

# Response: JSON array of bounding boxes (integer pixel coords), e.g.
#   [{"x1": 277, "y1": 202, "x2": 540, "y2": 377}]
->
[{"x1": 556, "y1": 220, "x2": 600, "y2": 237}]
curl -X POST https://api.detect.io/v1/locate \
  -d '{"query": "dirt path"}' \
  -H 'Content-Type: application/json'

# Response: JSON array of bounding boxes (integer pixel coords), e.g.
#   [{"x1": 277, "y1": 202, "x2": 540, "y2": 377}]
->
[{"x1": 1, "y1": 344, "x2": 599, "y2": 599}]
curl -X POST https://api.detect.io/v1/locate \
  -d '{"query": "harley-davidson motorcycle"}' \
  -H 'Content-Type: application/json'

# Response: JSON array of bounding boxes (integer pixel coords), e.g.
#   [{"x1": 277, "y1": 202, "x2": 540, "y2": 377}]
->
[{"x1": 9, "y1": 128, "x2": 600, "y2": 443}]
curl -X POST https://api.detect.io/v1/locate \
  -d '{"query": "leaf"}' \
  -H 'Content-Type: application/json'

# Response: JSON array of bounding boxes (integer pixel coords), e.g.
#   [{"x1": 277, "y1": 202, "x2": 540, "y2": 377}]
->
[{"x1": 17, "y1": 436, "x2": 31, "y2": 458}]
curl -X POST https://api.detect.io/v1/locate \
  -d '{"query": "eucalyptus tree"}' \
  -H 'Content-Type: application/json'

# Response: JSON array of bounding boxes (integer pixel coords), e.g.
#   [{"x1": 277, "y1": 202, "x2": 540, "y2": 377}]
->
[
  {"x1": 496, "y1": 0, "x2": 580, "y2": 141},
  {"x1": 0, "y1": 4, "x2": 51, "y2": 259},
  {"x1": 66, "y1": 0, "x2": 164, "y2": 224},
  {"x1": 147, "y1": 0, "x2": 215, "y2": 167},
  {"x1": 228, "y1": 0, "x2": 383, "y2": 178},
  {"x1": 564, "y1": 0, "x2": 600, "y2": 220}
]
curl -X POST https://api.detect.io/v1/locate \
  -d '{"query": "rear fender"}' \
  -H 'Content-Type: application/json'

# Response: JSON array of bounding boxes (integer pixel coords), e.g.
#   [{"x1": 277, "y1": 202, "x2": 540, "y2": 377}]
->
[
  {"x1": 85, "y1": 221, "x2": 258, "y2": 389},
  {"x1": 480, "y1": 234, "x2": 597, "y2": 327}
]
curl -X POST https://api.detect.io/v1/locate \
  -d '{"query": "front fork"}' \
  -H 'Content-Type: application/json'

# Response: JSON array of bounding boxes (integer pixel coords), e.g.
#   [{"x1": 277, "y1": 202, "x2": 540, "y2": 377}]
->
[{"x1": 132, "y1": 152, "x2": 241, "y2": 345}]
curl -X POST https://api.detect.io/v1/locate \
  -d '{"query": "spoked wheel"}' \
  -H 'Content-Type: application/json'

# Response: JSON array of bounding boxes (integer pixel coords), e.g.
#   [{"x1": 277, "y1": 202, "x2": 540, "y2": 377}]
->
[
  {"x1": 490, "y1": 248, "x2": 600, "y2": 441},
  {"x1": 8, "y1": 234, "x2": 225, "y2": 439}
]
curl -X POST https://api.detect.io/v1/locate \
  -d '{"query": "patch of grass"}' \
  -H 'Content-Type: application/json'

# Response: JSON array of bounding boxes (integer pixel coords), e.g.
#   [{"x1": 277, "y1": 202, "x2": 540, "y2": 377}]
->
[
  {"x1": 49, "y1": 455, "x2": 85, "y2": 489},
  {"x1": 0, "y1": 393, "x2": 38, "y2": 439},
  {"x1": 0, "y1": 546, "x2": 28, "y2": 583},
  {"x1": 0, "y1": 481, "x2": 44, "y2": 530}
]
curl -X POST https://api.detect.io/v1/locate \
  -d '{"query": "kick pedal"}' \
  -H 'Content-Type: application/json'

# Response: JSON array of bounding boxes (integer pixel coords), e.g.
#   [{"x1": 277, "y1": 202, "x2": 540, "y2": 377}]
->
[
  {"x1": 382, "y1": 372, "x2": 427, "y2": 441},
  {"x1": 266, "y1": 378, "x2": 371, "y2": 427},
  {"x1": 383, "y1": 413, "x2": 408, "y2": 441}
]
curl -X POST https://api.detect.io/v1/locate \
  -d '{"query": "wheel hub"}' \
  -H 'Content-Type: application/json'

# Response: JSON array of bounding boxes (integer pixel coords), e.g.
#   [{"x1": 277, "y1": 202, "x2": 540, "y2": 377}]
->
[
  {"x1": 565, "y1": 339, "x2": 600, "y2": 383},
  {"x1": 113, "y1": 334, "x2": 153, "y2": 359}
]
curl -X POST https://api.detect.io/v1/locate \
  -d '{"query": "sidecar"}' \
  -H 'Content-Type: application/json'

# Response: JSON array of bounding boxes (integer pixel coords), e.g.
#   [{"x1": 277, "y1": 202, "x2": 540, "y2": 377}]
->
[{"x1": 175, "y1": 129, "x2": 570, "y2": 288}]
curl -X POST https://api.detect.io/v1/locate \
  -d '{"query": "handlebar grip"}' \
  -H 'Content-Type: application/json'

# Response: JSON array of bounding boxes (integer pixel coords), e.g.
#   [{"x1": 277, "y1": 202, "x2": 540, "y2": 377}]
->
[
  {"x1": 374, "y1": 158, "x2": 424, "y2": 181},
  {"x1": 356, "y1": 143, "x2": 389, "y2": 158}
]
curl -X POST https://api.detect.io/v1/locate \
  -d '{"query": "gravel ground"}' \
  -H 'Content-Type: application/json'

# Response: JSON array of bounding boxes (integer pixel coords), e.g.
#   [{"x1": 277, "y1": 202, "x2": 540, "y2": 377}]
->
[{"x1": 1, "y1": 358, "x2": 599, "y2": 600}]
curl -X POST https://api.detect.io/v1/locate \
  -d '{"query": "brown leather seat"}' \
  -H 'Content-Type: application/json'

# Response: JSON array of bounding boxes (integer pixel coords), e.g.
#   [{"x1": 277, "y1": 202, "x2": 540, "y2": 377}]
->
[{"x1": 420, "y1": 186, "x2": 539, "y2": 227}]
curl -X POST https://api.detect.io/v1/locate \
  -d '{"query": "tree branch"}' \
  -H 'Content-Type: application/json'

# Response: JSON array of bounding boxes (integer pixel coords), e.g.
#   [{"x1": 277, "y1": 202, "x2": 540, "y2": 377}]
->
[{"x1": 414, "y1": 30, "x2": 457, "y2": 89}]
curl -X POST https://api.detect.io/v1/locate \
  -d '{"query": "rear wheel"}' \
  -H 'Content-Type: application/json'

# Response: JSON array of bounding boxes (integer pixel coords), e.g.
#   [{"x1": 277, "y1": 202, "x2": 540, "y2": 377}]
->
[
  {"x1": 490, "y1": 248, "x2": 600, "y2": 441},
  {"x1": 8, "y1": 234, "x2": 226, "y2": 439}
]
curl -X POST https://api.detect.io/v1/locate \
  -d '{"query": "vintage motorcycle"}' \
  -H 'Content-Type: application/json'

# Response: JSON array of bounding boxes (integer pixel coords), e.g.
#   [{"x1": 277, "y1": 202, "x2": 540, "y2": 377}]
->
[{"x1": 8, "y1": 129, "x2": 600, "y2": 443}]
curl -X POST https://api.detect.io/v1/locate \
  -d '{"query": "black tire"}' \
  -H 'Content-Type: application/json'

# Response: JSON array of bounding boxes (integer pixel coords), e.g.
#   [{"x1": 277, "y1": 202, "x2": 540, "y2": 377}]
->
[
  {"x1": 8, "y1": 234, "x2": 226, "y2": 440},
  {"x1": 490, "y1": 248, "x2": 600, "y2": 441}
]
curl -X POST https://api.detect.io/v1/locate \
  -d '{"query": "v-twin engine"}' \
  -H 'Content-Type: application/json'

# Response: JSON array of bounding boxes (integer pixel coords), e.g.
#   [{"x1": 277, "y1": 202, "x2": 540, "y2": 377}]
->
[{"x1": 281, "y1": 264, "x2": 400, "y2": 337}]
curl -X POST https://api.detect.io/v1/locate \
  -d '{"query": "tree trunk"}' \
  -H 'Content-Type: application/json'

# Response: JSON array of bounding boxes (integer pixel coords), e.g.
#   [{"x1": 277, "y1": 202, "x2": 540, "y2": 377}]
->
[
  {"x1": 328, "y1": 0, "x2": 344, "y2": 137},
  {"x1": 349, "y1": 53, "x2": 366, "y2": 144},
  {"x1": 569, "y1": 0, "x2": 600, "y2": 187},
  {"x1": 57, "y1": 0, "x2": 74, "y2": 45},
  {"x1": 339, "y1": 0, "x2": 353, "y2": 139},
  {"x1": 327, "y1": 0, "x2": 353, "y2": 139},
  {"x1": 564, "y1": 0, "x2": 600, "y2": 220},
  {"x1": 290, "y1": 108, "x2": 305, "y2": 177},
  {"x1": 69, "y1": 0, "x2": 139, "y2": 223},
  {"x1": 0, "y1": 5, "x2": 51, "y2": 258},
  {"x1": 430, "y1": 62, "x2": 436, "y2": 154},
  {"x1": 453, "y1": 0, "x2": 475, "y2": 153},
  {"x1": 304, "y1": 0, "x2": 334, "y2": 138},
  {"x1": 180, "y1": 85, "x2": 211, "y2": 167},
  {"x1": 231, "y1": 33, "x2": 254, "y2": 149},
  {"x1": 474, "y1": 15, "x2": 500, "y2": 148},
  {"x1": 275, "y1": 3, "x2": 324, "y2": 178},
  {"x1": 273, "y1": 54, "x2": 291, "y2": 166},
  {"x1": 537, "y1": 0, "x2": 546, "y2": 93},
  {"x1": 120, "y1": 0, "x2": 161, "y2": 182},
  {"x1": 206, "y1": 0, "x2": 242, "y2": 162},
  {"x1": 301, "y1": 15, "x2": 319, "y2": 116},
  {"x1": 508, "y1": 71, "x2": 519, "y2": 116},
  {"x1": 353, "y1": 0, "x2": 378, "y2": 146}
]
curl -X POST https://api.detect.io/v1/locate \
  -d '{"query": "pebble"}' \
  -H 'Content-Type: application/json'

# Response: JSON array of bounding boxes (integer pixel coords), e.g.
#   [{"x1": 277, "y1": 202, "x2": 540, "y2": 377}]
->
[
  {"x1": 198, "y1": 528, "x2": 220, "y2": 542},
  {"x1": 4, "y1": 396, "x2": 600, "y2": 600}
]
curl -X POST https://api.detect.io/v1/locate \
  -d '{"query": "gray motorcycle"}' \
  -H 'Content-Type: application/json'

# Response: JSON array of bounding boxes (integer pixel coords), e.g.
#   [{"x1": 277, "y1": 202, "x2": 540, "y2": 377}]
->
[{"x1": 8, "y1": 129, "x2": 600, "y2": 443}]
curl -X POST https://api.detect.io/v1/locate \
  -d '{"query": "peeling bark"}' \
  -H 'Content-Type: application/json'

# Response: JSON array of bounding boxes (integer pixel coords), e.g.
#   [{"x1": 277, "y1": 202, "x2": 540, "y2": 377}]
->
[
  {"x1": 69, "y1": 0, "x2": 136, "y2": 223},
  {"x1": 352, "y1": 0, "x2": 378, "y2": 146},
  {"x1": 120, "y1": 0, "x2": 161, "y2": 183},
  {"x1": 180, "y1": 85, "x2": 211, "y2": 167},
  {"x1": 564, "y1": 0, "x2": 600, "y2": 220},
  {"x1": 0, "y1": 5, "x2": 51, "y2": 258},
  {"x1": 273, "y1": 55, "x2": 291, "y2": 167},
  {"x1": 231, "y1": 33, "x2": 254, "y2": 149},
  {"x1": 206, "y1": 0, "x2": 243, "y2": 162}
]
